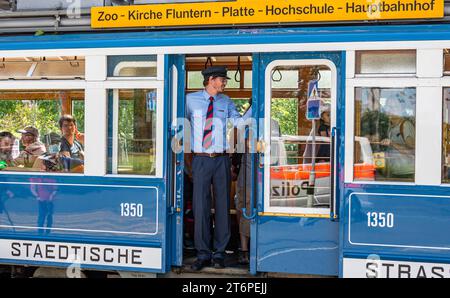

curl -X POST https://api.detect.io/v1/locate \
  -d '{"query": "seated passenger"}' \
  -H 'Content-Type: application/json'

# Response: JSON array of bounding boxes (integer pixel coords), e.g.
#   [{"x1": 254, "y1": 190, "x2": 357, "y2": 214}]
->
[
  {"x1": 58, "y1": 115, "x2": 84, "y2": 173},
  {"x1": 15, "y1": 126, "x2": 46, "y2": 168},
  {"x1": 0, "y1": 131, "x2": 17, "y2": 168}
]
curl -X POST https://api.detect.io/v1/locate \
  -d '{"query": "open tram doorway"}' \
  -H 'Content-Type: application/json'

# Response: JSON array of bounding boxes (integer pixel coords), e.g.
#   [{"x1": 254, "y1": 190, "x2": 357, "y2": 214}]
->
[
  {"x1": 170, "y1": 52, "x2": 340, "y2": 276},
  {"x1": 181, "y1": 54, "x2": 254, "y2": 272}
]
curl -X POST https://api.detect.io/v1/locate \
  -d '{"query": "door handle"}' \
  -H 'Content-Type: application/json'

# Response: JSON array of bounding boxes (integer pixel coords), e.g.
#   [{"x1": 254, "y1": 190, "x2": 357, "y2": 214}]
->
[{"x1": 242, "y1": 153, "x2": 257, "y2": 221}]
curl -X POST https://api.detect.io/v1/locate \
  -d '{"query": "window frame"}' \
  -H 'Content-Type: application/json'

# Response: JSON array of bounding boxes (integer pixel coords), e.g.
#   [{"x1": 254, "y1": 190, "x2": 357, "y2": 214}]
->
[
  {"x1": 263, "y1": 59, "x2": 337, "y2": 216},
  {"x1": 0, "y1": 50, "x2": 165, "y2": 178},
  {"x1": 352, "y1": 86, "x2": 417, "y2": 183},
  {"x1": 346, "y1": 49, "x2": 445, "y2": 186},
  {"x1": 108, "y1": 83, "x2": 164, "y2": 178}
]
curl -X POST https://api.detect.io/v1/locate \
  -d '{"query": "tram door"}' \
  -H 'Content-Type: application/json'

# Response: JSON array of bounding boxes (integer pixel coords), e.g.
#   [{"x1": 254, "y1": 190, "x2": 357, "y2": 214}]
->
[
  {"x1": 251, "y1": 52, "x2": 343, "y2": 276},
  {"x1": 168, "y1": 54, "x2": 186, "y2": 267}
]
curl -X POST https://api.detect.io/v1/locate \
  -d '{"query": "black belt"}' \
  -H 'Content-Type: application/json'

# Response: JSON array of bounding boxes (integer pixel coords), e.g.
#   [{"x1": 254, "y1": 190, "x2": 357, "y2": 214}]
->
[{"x1": 193, "y1": 152, "x2": 228, "y2": 158}]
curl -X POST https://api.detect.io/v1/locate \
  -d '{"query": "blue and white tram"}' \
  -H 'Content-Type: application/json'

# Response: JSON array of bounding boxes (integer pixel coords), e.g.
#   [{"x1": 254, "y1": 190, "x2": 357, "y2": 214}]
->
[{"x1": 0, "y1": 23, "x2": 450, "y2": 278}]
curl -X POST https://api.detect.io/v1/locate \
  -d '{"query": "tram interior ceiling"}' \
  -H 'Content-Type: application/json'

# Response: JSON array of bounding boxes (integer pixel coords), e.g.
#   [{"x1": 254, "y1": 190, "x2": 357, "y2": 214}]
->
[
  {"x1": 0, "y1": 56, "x2": 85, "y2": 80},
  {"x1": 186, "y1": 55, "x2": 253, "y2": 99}
]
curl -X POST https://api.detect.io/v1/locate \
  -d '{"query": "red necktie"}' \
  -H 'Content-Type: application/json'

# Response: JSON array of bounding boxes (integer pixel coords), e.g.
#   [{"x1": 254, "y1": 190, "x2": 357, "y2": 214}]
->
[{"x1": 202, "y1": 96, "x2": 214, "y2": 150}]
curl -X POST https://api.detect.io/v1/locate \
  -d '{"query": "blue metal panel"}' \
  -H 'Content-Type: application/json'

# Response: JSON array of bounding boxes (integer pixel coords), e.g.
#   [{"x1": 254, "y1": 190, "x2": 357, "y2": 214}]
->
[
  {"x1": 0, "y1": 176, "x2": 166, "y2": 240},
  {"x1": 343, "y1": 185, "x2": 450, "y2": 264},
  {"x1": 257, "y1": 216, "x2": 339, "y2": 275},
  {"x1": 255, "y1": 51, "x2": 344, "y2": 276},
  {"x1": 0, "y1": 182, "x2": 159, "y2": 238},
  {"x1": 349, "y1": 193, "x2": 450, "y2": 249}
]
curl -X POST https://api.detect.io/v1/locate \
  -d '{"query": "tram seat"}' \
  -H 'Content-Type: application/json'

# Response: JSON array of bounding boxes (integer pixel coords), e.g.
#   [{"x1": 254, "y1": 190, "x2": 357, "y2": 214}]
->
[{"x1": 270, "y1": 162, "x2": 375, "y2": 182}]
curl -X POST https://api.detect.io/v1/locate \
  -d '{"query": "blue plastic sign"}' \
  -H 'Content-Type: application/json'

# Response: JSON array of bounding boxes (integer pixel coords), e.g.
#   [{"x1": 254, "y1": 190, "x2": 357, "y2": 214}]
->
[
  {"x1": 146, "y1": 91, "x2": 157, "y2": 111},
  {"x1": 306, "y1": 98, "x2": 321, "y2": 120}
]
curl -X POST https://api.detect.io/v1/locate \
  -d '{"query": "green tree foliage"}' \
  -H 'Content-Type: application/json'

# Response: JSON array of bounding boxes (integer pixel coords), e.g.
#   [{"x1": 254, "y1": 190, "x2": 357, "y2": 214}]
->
[
  {"x1": 72, "y1": 100, "x2": 85, "y2": 132},
  {"x1": 271, "y1": 98, "x2": 298, "y2": 135},
  {"x1": 0, "y1": 100, "x2": 61, "y2": 142}
]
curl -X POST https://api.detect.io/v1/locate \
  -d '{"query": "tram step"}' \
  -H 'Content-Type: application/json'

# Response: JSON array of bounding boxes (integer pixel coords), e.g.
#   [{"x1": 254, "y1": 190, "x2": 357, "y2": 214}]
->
[
  {"x1": 164, "y1": 255, "x2": 255, "y2": 278},
  {"x1": 163, "y1": 266, "x2": 254, "y2": 278}
]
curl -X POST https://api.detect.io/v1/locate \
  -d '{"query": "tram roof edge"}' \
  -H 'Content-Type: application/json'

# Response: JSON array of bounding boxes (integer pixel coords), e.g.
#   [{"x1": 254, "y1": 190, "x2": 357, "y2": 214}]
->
[{"x1": 1, "y1": 23, "x2": 450, "y2": 50}]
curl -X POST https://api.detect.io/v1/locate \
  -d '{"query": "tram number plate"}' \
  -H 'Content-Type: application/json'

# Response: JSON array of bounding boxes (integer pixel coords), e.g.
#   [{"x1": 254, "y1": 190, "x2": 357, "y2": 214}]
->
[
  {"x1": 366, "y1": 212, "x2": 394, "y2": 228},
  {"x1": 120, "y1": 203, "x2": 144, "y2": 217}
]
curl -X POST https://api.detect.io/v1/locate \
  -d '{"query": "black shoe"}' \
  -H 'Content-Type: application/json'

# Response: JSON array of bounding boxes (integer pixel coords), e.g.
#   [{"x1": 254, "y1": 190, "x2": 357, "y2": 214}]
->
[
  {"x1": 213, "y1": 258, "x2": 225, "y2": 269},
  {"x1": 190, "y1": 259, "x2": 211, "y2": 271}
]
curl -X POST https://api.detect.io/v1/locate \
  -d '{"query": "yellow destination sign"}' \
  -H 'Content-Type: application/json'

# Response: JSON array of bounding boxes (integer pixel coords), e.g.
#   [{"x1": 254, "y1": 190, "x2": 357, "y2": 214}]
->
[{"x1": 91, "y1": 0, "x2": 443, "y2": 28}]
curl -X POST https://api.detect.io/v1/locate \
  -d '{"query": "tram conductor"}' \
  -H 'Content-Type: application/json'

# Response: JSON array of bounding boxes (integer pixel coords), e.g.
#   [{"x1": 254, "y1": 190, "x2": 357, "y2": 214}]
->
[{"x1": 186, "y1": 65, "x2": 251, "y2": 270}]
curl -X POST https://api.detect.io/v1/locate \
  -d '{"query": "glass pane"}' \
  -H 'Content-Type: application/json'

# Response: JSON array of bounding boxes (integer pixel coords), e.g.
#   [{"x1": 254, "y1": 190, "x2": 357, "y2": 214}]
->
[
  {"x1": 72, "y1": 100, "x2": 85, "y2": 133},
  {"x1": 233, "y1": 98, "x2": 251, "y2": 115},
  {"x1": 356, "y1": 50, "x2": 416, "y2": 74},
  {"x1": 244, "y1": 70, "x2": 252, "y2": 89},
  {"x1": 187, "y1": 71, "x2": 204, "y2": 89},
  {"x1": 187, "y1": 70, "x2": 242, "y2": 89},
  {"x1": 0, "y1": 57, "x2": 85, "y2": 80},
  {"x1": 443, "y1": 88, "x2": 450, "y2": 182},
  {"x1": 0, "y1": 90, "x2": 85, "y2": 173},
  {"x1": 318, "y1": 70, "x2": 331, "y2": 89},
  {"x1": 269, "y1": 65, "x2": 332, "y2": 208},
  {"x1": 109, "y1": 89, "x2": 157, "y2": 176},
  {"x1": 271, "y1": 70, "x2": 299, "y2": 89},
  {"x1": 107, "y1": 55, "x2": 157, "y2": 77},
  {"x1": 354, "y1": 87, "x2": 416, "y2": 182}
]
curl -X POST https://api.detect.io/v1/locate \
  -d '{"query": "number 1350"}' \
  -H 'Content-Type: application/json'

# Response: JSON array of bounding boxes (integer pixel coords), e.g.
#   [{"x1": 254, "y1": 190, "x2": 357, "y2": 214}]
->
[
  {"x1": 120, "y1": 203, "x2": 143, "y2": 217},
  {"x1": 367, "y1": 212, "x2": 394, "y2": 228}
]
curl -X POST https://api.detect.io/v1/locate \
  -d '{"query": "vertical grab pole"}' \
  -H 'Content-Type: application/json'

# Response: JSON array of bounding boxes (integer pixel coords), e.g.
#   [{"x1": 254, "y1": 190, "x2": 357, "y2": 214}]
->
[
  {"x1": 330, "y1": 126, "x2": 338, "y2": 220},
  {"x1": 307, "y1": 120, "x2": 316, "y2": 207}
]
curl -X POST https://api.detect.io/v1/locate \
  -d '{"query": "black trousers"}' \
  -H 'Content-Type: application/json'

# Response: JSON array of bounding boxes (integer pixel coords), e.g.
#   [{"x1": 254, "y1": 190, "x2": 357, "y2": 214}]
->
[{"x1": 192, "y1": 155, "x2": 231, "y2": 260}]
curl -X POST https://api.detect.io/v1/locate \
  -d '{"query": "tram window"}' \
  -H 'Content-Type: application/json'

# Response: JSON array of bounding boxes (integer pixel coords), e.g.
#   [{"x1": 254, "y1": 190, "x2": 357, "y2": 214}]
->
[
  {"x1": 354, "y1": 87, "x2": 416, "y2": 182},
  {"x1": 442, "y1": 88, "x2": 450, "y2": 182},
  {"x1": 269, "y1": 64, "x2": 333, "y2": 208},
  {"x1": 0, "y1": 56, "x2": 85, "y2": 80},
  {"x1": 0, "y1": 90, "x2": 85, "y2": 173},
  {"x1": 107, "y1": 55, "x2": 157, "y2": 78},
  {"x1": 356, "y1": 50, "x2": 416, "y2": 75},
  {"x1": 108, "y1": 89, "x2": 157, "y2": 176}
]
